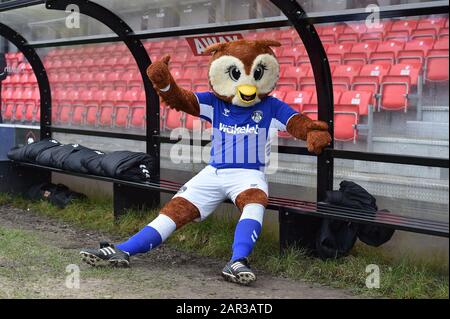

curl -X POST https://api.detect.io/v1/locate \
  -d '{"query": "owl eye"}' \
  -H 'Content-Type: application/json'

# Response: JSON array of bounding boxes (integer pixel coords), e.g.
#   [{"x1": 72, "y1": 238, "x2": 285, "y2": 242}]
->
[
  {"x1": 227, "y1": 66, "x2": 241, "y2": 81},
  {"x1": 254, "y1": 65, "x2": 266, "y2": 81}
]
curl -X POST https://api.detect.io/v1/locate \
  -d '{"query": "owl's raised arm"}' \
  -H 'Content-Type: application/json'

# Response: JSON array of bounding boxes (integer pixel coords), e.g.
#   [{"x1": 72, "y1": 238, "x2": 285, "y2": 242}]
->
[{"x1": 146, "y1": 55, "x2": 200, "y2": 117}]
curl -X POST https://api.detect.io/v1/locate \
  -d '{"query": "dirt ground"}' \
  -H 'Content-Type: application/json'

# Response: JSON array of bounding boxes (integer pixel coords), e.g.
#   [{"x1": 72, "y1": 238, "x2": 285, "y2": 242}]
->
[{"x1": 0, "y1": 204, "x2": 358, "y2": 299}]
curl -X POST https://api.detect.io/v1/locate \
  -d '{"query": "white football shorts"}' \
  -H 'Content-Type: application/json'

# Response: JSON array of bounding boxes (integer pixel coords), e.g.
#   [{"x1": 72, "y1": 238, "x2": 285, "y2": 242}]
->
[{"x1": 173, "y1": 165, "x2": 268, "y2": 220}]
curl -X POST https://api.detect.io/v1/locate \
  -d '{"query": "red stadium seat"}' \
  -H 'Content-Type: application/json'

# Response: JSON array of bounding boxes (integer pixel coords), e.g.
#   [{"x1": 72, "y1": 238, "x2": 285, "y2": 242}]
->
[
  {"x1": 390, "y1": 19, "x2": 418, "y2": 36},
  {"x1": 130, "y1": 91, "x2": 146, "y2": 129},
  {"x1": 22, "y1": 88, "x2": 38, "y2": 123},
  {"x1": 302, "y1": 92, "x2": 357, "y2": 142},
  {"x1": 426, "y1": 49, "x2": 449, "y2": 82},
  {"x1": 165, "y1": 108, "x2": 183, "y2": 130},
  {"x1": 14, "y1": 89, "x2": 28, "y2": 122},
  {"x1": 72, "y1": 90, "x2": 94, "y2": 126},
  {"x1": 411, "y1": 29, "x2": 437, "y2": 40},
  {"x1": 285, "y1": 91, "x2": 313, "y2": 112},
  {"x1": 351, "y1": 42, "x2": 378, "y2": 57},
  {"x1": 1, "y1": 88, "x2": 14, "y2": 121},
  {"x1": 434, "y1": 38, "x2": 449, "y2": 50},
  {"x1": 123, "y1": 71, "x2": 142, "y2": 90},
  {"x1": 80, "y1": 58, "x2": 95, "y2": 72},
  {"x1": 379, "y1": 75, "x2": 411, "y2": 112},
  {"x1": 369, "y1": 40, "x2": 405, "y2": 65},
  {"x1": 65, "y1": 72, "x2": 81, "y2": 90},
  {"x1": 185, "y1": 114, "x2": 198, "y2": 131},
  {"x1": 388, "y1": 63, "x2": 421, "y2": 86},
  {"x1": 2, "y1": 88, "x2": 18, "y2": 122},
  {"x1": 362, "y1": 20, "x2": 392, "y2": 42},
  {"x1": 333, "y1": 104, "x2": 360, "y2": 143},
  {"x1": 417, "y1": 17, "x2": 446, "y2": 32},
  {"x1": 327, "y1": 43, "x2": 353, "y2": 56},
  {"x1": 114, "y1": 91, "x2": 136, "y2": 128},
  {"x1": 339, "y1": 90, "x2": 373, "y2": 116},
  {"x1": 398, "y1": 38, "x2": 433, "y2": 65},
  {"x1": 58, "y1": 91, "x2": 80, "y2": 125},
  {"x1": 79, "y1": 72, "x2": 95, "y2": 90},
  {"x1": 98, "y1": 90, "x2": 123, "y2": 127},
  {"x1": 270, "y1": 91, "x2": 287, "y2": 101},
  {"x1": 343, "y1": 53, "x2": 367, "y2": 66},
  {"x1": 298, "y1": 76, "x2": 316, "y2": 92},
  {"x1": 404, "y1": 39, "x2": 434, "y2": 55},
  {"x1": 85, "y1": 90, "x2": 107, "y2": 126},
  {"x1": 92, "y1": 72, "x2": 107, "y2": 90},
  {"x1": 352, "y1": 64, "x2": 390, "y2": 106},
  {"x1": 319, "y1": 24, "x2": 345, "y2": 44},
  {"x1": 343, "y1": 42, "x2": 378, "y2": 65},
  {"x1": 332, "y1": 65, "x2": 362, "y2": 90},
  {"x1": 178, "y1": 68, "x2": 201, "y2": 89},
  {"x1": 438, "y1": 28, "x2": 449, "y2": 40},
  {"x1": 105, "y1": 71, "x2": 127, "y2": 91},
  {"x1": 279, "y1": 47, "x2": 306, "y2": 65},
  {"x1": 338, "y1": 23, "x2": 366, "y2": 43},
  {"x1": 24, "y1": 88, "x2": 40, "y2": 123},
  {"x1": 279, "y1": 66, "x2": 309, "y2": 90}
]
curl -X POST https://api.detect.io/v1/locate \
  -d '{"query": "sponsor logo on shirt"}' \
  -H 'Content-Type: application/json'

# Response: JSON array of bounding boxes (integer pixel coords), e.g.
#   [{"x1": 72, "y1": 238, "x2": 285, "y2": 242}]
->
[{"x1": 218, "y1": 123, "x2": 259, "y2": 135}]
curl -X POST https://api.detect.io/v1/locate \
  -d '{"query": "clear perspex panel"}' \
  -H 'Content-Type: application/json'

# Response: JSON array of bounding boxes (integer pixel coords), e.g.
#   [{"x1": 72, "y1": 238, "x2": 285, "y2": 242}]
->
[{"x1": 0, "y1": 0, "x2": 448, "y2": 209}]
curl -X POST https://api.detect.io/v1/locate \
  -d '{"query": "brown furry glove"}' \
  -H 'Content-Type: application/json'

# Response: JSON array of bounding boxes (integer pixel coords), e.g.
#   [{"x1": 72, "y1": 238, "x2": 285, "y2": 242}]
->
[
  {"x1": 146, "y1": 55, "x2": 201, "y2": 117},
  {"x1": 287, "y1": 114, "x2": 332, "y2": 155},
  {"x1": 146, "y1": 55, "x2": 172, "y2": 90},
  {"x1": 306, "y1": 130, "x2": 332, "y2": 155}
]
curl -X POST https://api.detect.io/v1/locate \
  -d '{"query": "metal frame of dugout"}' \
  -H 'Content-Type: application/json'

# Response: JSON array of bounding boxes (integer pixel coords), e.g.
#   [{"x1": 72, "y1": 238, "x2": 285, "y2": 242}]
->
[{"x1": 0, "y1": 0, "x2": 448, "y2": 251}]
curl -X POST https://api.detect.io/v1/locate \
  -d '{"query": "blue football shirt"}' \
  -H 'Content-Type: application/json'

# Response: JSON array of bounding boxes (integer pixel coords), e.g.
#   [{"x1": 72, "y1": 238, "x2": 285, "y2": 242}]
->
[{"x1": 195, "y1": 92, "x2": 298, "y2": 171}]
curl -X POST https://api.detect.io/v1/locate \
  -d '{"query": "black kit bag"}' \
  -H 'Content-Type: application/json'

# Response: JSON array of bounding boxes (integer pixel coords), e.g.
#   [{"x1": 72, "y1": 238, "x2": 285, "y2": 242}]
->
[
  {"x1": 80, "y1": 150, "x2": 106, "y2": 176},
  {"x1": 316, "y1": 181, "x2": 395, "y2": 259},
  {"x1": 26, "y1": 182, "x2": 86, "y2": 209},
  {"x1": 332, "y1": 181, "x2": 394, "y2": 247},
  {"x1": 7, "y1": 138, "x2": 61, "y2": 162},
  {"x1": 63, "y1": 147, "x2": 103, "y2": 174},
  {"x1": 100, "y1": 151, "x2": 153, "y2": 182},
  {"x1": 357, "y1": 209, "x2": 395, "y2": 247},
  {"x1": 36, "y1": 143, "x2": 85, "y2": 168},
  {"x1": 315, "y1": 219, "x2": 358, "y2": 259}
]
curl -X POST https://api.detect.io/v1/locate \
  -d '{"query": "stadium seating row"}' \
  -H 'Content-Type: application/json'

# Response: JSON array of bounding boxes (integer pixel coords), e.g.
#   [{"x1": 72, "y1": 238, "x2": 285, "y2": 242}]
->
[
  {"x1": 2, "y1": 15, "x2": 448, "y2": 144},
  {"x1": 1, "y1": 85, "x2": 372, "y2": 142},
  {"x1": 3, "y1": 60, "x2": 424, "y2": 114}
]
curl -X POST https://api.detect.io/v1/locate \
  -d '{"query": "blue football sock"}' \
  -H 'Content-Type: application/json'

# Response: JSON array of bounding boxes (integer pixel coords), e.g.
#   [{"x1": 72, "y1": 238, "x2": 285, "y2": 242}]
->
[
  {"x1": 116, "y1": 214, "x2": 176, "y2": 256},
  {"x1": 231, "y1": 204, "x2": 264, "y2": 261}
]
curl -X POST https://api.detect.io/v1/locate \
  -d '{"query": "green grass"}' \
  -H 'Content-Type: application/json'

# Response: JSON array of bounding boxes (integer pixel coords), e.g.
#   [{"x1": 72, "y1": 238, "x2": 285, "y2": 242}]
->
[{"x1": 0, "y1": 193, "x2": 448, "y2": 299}]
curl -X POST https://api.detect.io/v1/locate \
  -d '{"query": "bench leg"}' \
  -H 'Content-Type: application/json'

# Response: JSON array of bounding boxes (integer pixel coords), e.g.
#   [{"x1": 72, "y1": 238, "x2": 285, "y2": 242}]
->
[
  {"x1": 0, "y1": 161, "x2": 51, "y2": 196},
  {"x1": 113, "y1": 183, "x2": 160, "y2": 221},
  {"x1": 278, "y1": 208, "x2": 322, "y2": 255}
]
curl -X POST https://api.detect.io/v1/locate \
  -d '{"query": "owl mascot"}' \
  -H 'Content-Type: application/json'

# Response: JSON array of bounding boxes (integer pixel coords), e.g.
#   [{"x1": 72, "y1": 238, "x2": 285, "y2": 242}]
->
[{"x1": 81, "y1": 40, "x2": 332, "y2": 285}]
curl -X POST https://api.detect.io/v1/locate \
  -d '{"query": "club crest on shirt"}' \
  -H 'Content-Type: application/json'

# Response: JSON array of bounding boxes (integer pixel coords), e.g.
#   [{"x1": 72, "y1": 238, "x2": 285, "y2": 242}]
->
[
  {"x1": 252, "y1": 110, "x2": 263, "y2": 123},
  {"x1": 223, "y1": 108, "x2": 231, "y2": 117}
]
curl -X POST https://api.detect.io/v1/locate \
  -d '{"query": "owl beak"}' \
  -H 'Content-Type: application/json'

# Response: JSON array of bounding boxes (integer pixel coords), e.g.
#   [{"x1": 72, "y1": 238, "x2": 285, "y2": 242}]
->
[{"x1": 237, "y1": 85, "x2": 257, "y2": 104}]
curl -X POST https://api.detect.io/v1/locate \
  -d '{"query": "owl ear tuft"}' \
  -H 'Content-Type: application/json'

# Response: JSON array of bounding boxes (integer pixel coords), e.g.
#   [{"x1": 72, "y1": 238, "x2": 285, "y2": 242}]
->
[
  {"x1": 256, "y1": 40, "x2": 282, "y2": 48},
  {"x1": 203, "y1": 43, "x2": 228, "y2": 55}
]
